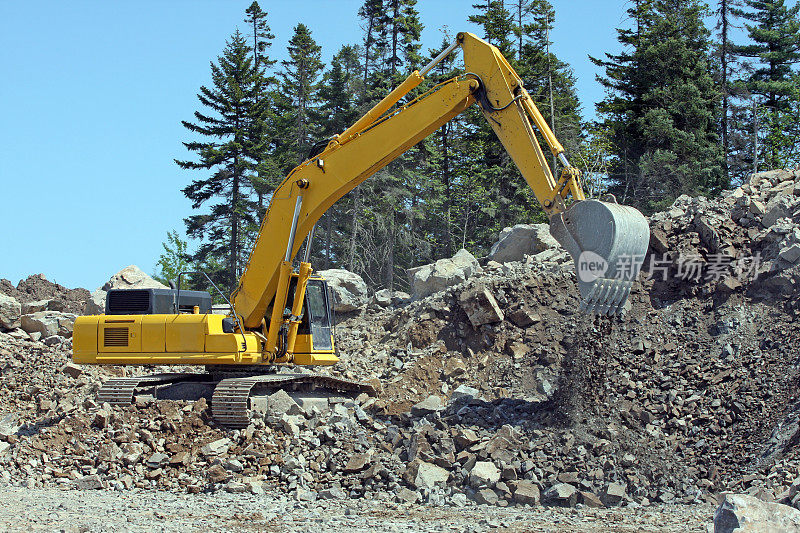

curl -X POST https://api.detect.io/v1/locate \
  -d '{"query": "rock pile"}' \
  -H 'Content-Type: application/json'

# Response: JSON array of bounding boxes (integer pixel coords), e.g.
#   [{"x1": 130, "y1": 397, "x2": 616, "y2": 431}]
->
[{"x1": 1, "y1": 170, "x2": 800, "y2": 516}]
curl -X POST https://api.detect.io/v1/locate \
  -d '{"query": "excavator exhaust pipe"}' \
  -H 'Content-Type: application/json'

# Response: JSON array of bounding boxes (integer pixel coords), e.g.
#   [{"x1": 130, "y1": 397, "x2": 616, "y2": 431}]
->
[{"x1": 549, "y1": 199, "x2": 650, "y2": 315}]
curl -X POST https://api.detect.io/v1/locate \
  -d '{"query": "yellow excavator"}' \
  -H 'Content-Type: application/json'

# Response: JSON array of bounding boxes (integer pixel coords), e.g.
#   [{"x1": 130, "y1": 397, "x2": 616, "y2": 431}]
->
[{"x1": 73, "y1": 32, "x2": 650, "y2": 426}]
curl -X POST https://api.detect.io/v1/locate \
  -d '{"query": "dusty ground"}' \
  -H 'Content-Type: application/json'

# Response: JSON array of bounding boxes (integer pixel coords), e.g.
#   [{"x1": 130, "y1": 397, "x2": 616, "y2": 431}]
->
[{"x1": 0, "y1": 486, "x2": 714, "y2": 532}]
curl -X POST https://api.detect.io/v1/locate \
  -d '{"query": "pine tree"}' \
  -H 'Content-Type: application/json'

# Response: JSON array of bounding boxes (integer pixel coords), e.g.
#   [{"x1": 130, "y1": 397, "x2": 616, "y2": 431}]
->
[
  {"x1": 593, "y1": 0, "x2": 724, "y2": 211},
  {"x1": 243, "y1": 1, "x2": 276, "y2": 75},
  {"x1": 469, "y1": 1, "x2": 514, "y2": 56},
  {"x1": 243, "y1": 2, "x2": 280, "y2": 215},
  {"x1": 715, "y1": 0, "x2": 741, "y2": 182},
  {"x1": 384, "y1": 0, "x2": 423, "y2": 82},
  {"x1": 732, "y1": 0, "x2": 800, "y2": 169},
  {"x1": 176, "y1": 31, "x2": 267, "y2": 292},
  {"x1": 276, "y1": 24, "x2": 323, "y2": 169}
]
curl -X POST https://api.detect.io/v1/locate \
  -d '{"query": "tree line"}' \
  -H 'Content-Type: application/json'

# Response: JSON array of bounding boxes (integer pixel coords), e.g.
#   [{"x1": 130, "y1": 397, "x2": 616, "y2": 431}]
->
[{"x1": 156, "y1": 0, "x2": 800, "y2": 295}]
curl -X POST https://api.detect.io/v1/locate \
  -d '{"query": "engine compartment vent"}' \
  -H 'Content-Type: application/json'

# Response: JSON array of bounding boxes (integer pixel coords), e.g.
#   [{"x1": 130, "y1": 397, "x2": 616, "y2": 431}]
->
[
  {"x1": 103, "y1": 327, "x2": 129, "y2": 347},
  {"x1": 107, "y1": 290, "x2": 150, "y2": 314}
]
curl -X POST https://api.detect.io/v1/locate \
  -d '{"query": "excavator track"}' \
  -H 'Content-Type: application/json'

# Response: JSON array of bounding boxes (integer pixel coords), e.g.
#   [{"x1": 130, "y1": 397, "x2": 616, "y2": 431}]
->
[
  {"x1": 97, "y1": 372, "x2": 374, "y2": 428},
  {"x1": 97, "y1": 373, "x2": 209, "y2": 405},
  {"x1": 212, "y1": 373, "x2": 375, "y2": 428}
]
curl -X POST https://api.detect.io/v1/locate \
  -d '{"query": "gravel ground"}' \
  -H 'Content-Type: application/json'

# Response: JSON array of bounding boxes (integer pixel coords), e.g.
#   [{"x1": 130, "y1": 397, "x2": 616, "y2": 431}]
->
[{"x1": 0, "y1": 486, "x2": 714, "y2": 532}]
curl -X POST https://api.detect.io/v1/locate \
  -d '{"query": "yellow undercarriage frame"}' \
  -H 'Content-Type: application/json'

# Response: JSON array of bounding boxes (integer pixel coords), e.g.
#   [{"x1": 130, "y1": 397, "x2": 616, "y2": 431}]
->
[{"x1": 72, "y1": 313, "x2": 338, "y2": 366}]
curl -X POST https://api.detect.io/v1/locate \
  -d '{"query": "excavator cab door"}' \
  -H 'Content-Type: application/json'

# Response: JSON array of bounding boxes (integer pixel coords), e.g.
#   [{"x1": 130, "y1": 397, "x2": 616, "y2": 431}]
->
[{"x1": 304, "y1": 279, "x2": 333, "y2": 351}]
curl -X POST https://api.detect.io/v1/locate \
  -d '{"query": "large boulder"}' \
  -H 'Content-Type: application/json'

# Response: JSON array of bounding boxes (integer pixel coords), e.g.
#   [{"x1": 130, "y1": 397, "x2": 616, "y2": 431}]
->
[
  {"x1": 20, "y1": 311, "x2": 77, "y2": 338},
  {"x1": 102, "y1": 265, "x2": 169, "y2": 291},
  {"x1": 489, "y1": 223, "x2": 561, "y2": 263},
  {"x1": 316, "y1": 269, "x2": 368, "y2": 313},
  {"x1": 714, "y1": 493, "x2": 800, "y2": 532},
  {"x1": 407, "y1": 249, "x2": 482, "y2": 299},
  {"x1": 83, "y1": 289, "x2": 107, "y2": 315},
  {"x1": 83, "y1": 266, "x2": 168, "y2": 315},
  {"x1": 0, "y1": 294, "x2": 21, "y2": 330}
]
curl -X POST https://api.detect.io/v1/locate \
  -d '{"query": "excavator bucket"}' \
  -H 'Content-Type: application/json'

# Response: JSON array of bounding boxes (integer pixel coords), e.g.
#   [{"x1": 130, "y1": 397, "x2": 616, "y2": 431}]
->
[{"x1": 549, "y1": 199, "x2": 650, "y2": 315}]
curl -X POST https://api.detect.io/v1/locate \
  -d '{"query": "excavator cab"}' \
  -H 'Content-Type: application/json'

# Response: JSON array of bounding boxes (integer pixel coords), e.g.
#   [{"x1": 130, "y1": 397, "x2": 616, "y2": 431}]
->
[{"x1": 281, "y1": 275, "x2": 335, "y2": 362}]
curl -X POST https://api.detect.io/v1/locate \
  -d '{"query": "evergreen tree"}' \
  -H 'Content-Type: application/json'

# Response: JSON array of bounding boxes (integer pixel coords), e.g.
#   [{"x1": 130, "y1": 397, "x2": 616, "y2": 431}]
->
[
  {"x1": 593, "y1": 0, "x2": 724, "y2": 211},
  {"x1": 243, "y1": 2, "x2": 280, "y2": 215},
  {"x1": 469, "y1": 1, "x2": 514, "y2": 56},
  {"x1": 276, "y1": 24, "x2": 323, "y2": 169},
  {"x1": 176, "y1": 31, "x2": 267, "y2": 292},
  {"x1": 243, "y1": 1, "x2": 276, "y2": 75},
  {"x1": 732, "y1": 0, "x2": 800, "y2": 169},
  {"x1": 384, "y1": 0, "x2": 424, "y2": 82},
  {"x1": 715, "y1": 0, "x2": 741, "y2": 182}
]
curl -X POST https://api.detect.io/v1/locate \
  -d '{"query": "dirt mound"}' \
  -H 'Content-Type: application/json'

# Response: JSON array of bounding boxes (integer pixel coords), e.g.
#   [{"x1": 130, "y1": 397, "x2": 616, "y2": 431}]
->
[{"x1": 0, "y1": 274, "x2": 88, "y2": 315}]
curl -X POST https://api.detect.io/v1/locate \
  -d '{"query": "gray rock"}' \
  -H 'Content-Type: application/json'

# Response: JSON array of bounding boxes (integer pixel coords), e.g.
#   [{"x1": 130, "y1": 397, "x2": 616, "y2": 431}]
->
[
  {"x1": 411, "y1": 395, "x2": 443, "y2": 416},
  {"x1": 43, "y1": 335, "x2": 64, "y2": 346},
  {"x1": 469, "y1": 461, "x2": 501, "y2": 487},
  {"x1": 762, "y1": 195, "x2": 798, "y2": 228},
  {"x1": 372, "y1": 289, "x2": 411, "y2": 307},
  {"x1": 294, "y1": 487, "x2": 317, "y2": 502},
  {"x1": 223, "y1": 459, "x2": 243, "y2": 472},
  {"x1": 451, "y1": 385, "x2": 480, "y2": 402},
  {"x1": 224, "y1": 481, "x2": 248, "y2": 493},
  {"x1": 316, "y1": 268, "x2": 368, "y2": 312},
  {"x1": 489, "y1": 223, "x2": 561, "y2": 263},
  {"x1": 319, "y1": 486, "x2": 347, "y2": 500},
  {"x1": 714, "y1": 493, "x2": 800, "y2": 533},
  {"x1": 0, "y1": 294, "x2": 21, "y2": 330},
  {"x1": 62, "y1": 363, "x2": 83, "y2": 378},
  {"x1": 602, "y1": 482, "x2": 626, "y2": 506},
  {"x1": 266, "y1": 389, "x2": 304, "y2": 417},
  {"x1": 474, "y1": 488, "x2": 500, "y2": 505},
  {"x1": 372, "y1": 289, "x2": 394, "y2": 307},
  {"x1": 413, "y1": 461, "x2": 449, "y2": 489},
  {"x1": 146, "y1": 453, "x2": 169, "y2": 468},
  {"x1": 513, "y1": 480, "x2": 541, "y2": 505},
  {"x1": 396, "y1": 487, "x2": 420, "y2": 504},
  {"x1": 407, "y1": 249, "x2": 482, "y2": 299},
  {"x1": 458, "y1": 287, "x2": 504, "y2": 327},
  {"x1": 102, "y1": 265, "x2": 169, "y2": 291},
  {"x1": 74, "y1": 474, "x2": 104, "y2": 490},
  {"x1": 779, "y1": 244, "x2": 800, "y2": 264},
  {"x1": 543, "y1": 483, "x2": 578, "y2": 507},
  {"x1": 200, "y1": 438, "x2": 232, "y2": 456},
  {"x1": 0, "y1": 413, "x2": 19, "y2": 438},
  {"x1": 83, "y1": 289, "x2": 107, "y2": 315},
  {"x1": 19, "y1": 311, "x2": 76, "y2": 338},
  {"x1": 278, "y1": 414, "x2": 304, "y2": 437}
]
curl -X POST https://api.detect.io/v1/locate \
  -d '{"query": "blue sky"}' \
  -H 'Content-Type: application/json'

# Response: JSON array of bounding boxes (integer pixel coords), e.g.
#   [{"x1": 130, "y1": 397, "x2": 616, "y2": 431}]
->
[{"x1": 0, "y1": 1, "x2": 634, "y2": 290}]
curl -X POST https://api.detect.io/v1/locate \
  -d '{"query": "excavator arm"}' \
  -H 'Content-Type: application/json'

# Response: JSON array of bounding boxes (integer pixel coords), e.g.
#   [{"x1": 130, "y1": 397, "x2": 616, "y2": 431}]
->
[{"x1": 232, "y1": 32, "x2": 650, "y2": 353}]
